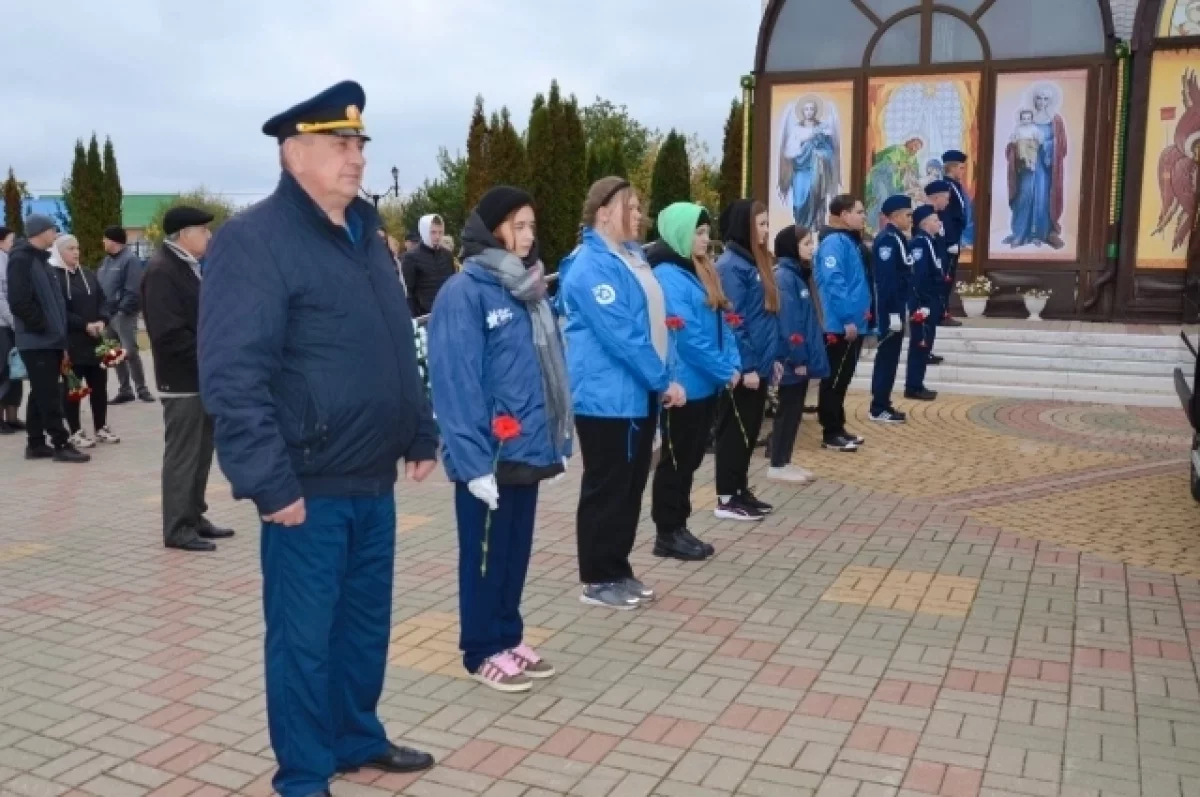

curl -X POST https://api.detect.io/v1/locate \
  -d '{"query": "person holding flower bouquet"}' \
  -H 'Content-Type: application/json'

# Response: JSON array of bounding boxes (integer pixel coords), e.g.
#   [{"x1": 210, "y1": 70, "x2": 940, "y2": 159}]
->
[
  {"x1": 904, "y1": 205, "x2": 945, "y2": 402},
  {"x1": 49, "y1": 234, "x2": 119, "y2": 448},
  {"x1": 646, "y1": 202, "x2": 740, "y2": 561},
  {"x1": 561, "y1": 177, "x2": 685, "y2": 610},
  {"x1": 714, "y1": 199, "x2": 781, "y2": 521},
  {"x1": 771, "y1": 226, "x2": 829, "y2": 483},
  {"x1": 429, "y1": 186, "x2": 573, "y2": 693}
]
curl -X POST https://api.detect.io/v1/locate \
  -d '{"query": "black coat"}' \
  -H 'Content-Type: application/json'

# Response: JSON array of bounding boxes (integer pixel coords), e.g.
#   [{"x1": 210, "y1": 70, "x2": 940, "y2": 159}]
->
[
  {"x1": 140, "y1": 245, "x2": 201, "y2": 394},
  {"x1": 400, "y1": 244, "x2": 456, "y2": 317},
  {"x1": 7, "y1": 240, "x2": 68, "y2": 351},
  {"x1": 52, "y1": 265, "x2": 109, "y2": 365}
]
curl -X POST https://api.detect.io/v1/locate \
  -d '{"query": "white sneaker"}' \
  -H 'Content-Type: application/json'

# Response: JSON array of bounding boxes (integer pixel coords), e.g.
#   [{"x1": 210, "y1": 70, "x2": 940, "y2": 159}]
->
[
  {"x1": 70, "y1": 431, "x2": 96, "y2": 449},
  {"x1": 94, "y1": 427, "x2": 121, "y2": 444},
  {"x1": 768, "y1": 465, "x2": 814, "y2": 484}
]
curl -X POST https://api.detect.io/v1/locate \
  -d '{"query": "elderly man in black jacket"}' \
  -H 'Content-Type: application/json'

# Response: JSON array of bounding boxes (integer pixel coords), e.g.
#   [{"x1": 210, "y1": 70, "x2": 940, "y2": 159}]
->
[
  {"x1": 6, "y1": 214, "x2": 89, "y2": 463},
  {"x1": 141, "y1": 207, "x2": 233, "y2": 552}
]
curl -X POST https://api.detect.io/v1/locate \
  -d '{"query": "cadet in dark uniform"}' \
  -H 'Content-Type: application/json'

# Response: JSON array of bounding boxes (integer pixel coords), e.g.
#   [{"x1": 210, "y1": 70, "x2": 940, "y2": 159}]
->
[
  {"x1": 869, "y1": 195, "x2": 913, "y2": 424},
  {"x1": 938, "y1": 150, "x2": 969, "y2": 327},
  {"x1": 922, "y1": 180, "x2": 954, "y2": 365},
  {"x1": 905, "y1": 204, "x2": 945, "y2": 401},
  {"x1": 199, "y1": 82, "x2": 437, "y2": 797}
]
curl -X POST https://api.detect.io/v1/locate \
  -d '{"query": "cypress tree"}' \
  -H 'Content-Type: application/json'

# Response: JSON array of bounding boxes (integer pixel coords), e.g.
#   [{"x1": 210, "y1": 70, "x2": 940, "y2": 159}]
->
[
  {"x1": 78, "y1": 134, "x2": 106, "y2": 266},
  {"x1": 718, "y1": 99, "x2": 744, "y2": 218},
  {"x1": 489, "y1": 107, "x2": 527, "y2": 189},
  {"x1": 527, "y1": 85, "x2": 565, "y2": 269},
  {"x1": 102, "y1": 136, "x2": 124, "y2": 231},
  {"x1": 3, "y1": 168, "x2": 23, "y2": 235},
  {"x1": 62, "y1": 140, "x2": 88, "y2": 237},
  {"x1": 559, "y1": 94, "x2": 587, "y2": 253},
  {"x1": 649, "y1": 130, "x2": 691, "y2": 237},
  {"x1": 464, "y1": 95, "x2": 490, "y2": 212}
]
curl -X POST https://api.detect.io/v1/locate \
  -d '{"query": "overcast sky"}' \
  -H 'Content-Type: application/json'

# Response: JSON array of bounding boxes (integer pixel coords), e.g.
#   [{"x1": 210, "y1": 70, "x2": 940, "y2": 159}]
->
[{"x1": 8, "y1": 1, "x2": 762, "y2": 203}]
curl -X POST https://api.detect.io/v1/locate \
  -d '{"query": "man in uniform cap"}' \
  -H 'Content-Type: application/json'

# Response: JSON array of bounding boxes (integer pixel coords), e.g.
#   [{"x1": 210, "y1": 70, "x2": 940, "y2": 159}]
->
[
  {"x1": 141, "y1": 206, "x2": 231, "y2": 553},
  {"x1": 869, "y1": 195, "x2": 914, "y2": 424},
  {"x1": 199, "y1": 81, "x2": 437, "y2": 797},
  {"x1": 938, "y1": 150, "x2": 969, "y2": 327}
]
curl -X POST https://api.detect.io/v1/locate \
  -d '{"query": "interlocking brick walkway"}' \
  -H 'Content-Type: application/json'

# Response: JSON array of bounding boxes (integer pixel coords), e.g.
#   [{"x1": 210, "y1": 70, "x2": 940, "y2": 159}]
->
[{"x1": 2, "y1": 390, "x2": 1199, "y2": 797}]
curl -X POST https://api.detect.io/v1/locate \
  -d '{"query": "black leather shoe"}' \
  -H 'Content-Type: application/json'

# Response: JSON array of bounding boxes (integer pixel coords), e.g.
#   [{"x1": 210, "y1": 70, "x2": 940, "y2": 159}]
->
[
  {"x1": 904, "y1": 389, "x2": 938, "y2": 401},
  {"x1": 7, "y1": 419, "x2": 26, "y2": 431},
  {"x1": 0, "y1": 423, "x2": 15, "y2": 436},
  {"x1": 25, "y1": 444, "x2": 54, "y2": 460},
  {"x1": 654, "y1": 530, "x2": 709, "y2": 561},
  {"x1": 167, "y1": 538, "x2": 217, "y2": 552},
  {"x1": 928, "y1": 355, "x2": 945, "y2": 365},
  {"x1": 680, "y1": 528, "x2": 715, "y2": 557},
  {"x1": 52, "y1": 444, "x2": 91, "y2": 463},
  {"x1": 138, "y1": 389, "x2": 157, "y2": 403},
  {"x1": 940, "y1": 316, "x2": 963, "y2": 327},
  {"x1": 197, "y1": 520, "x2": 235, "y2": 540},
  {"x1": 349, "y1": 743, "x2": 435, "y2": 774},
  {"x1": 110, "y1": 393, "x2": 135, "y2": 405}
]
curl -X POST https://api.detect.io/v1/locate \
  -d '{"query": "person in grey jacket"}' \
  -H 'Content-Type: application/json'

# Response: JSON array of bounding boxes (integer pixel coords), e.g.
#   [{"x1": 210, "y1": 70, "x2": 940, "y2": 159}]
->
[
  {"x1": 98, "y1": 226, "x2": 154, "y2": 403},
  {"x1": 0, "y1": 226, "x2": 24, "y2": 434},
  {"x1": 6, "y1": 214, "x2": 89, "y2": 462}
]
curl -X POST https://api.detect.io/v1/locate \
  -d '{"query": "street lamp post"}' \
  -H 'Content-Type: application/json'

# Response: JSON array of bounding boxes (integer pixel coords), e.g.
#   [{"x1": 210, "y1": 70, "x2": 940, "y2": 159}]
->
[{"x1": 362, "y1": 165, "x2": 401, "y2": 207}]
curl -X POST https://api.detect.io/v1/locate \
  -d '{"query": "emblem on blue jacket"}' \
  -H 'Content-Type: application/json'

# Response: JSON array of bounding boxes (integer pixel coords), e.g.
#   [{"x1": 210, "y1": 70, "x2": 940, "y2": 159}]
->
[
  {"x1": 879, "y1": 246, "x2": 893, "y2": 261},
  {"x1": 592, "y1": 284, "x2": 616, "y2": 305},
  {"x1": 486, "y1": 308, "x2": 514, "y2": 330},
  {"x1": 824, "y1": 256, "x2": 837, "y2": 269},
  {"x1": 801, "y1": 289, "x2": 810, "y2": 299}
]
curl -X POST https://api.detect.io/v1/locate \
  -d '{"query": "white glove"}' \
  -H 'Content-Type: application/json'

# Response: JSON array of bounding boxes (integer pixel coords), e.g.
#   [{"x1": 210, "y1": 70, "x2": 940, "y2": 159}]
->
[
  {"x1": 468, "y1": 475, "x2": 499, "y2": 511},
  {"x1": 552, "y1": 457, "x2": 569, "y2": 484},
  {"x1": 920, "y1": 307, "x2": 931, "y2": 318},
  {"x1": 948, "y1": 245, "x2": 960, "y2": 254},
  {"x1": 889, "y1": 314, "x2": 902, "y2": 332}
]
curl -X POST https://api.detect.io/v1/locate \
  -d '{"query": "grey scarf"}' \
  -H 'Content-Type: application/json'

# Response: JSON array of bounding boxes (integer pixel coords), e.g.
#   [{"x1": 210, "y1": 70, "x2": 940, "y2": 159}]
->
[{"x1": 473, "y1": 248, "x2": 573, "y2": 453}]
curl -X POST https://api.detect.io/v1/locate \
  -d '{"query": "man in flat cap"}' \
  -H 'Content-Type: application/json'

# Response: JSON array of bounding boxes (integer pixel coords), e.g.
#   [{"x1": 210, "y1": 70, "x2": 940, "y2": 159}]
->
[
  {"x1": 99, "y1": 225, "x2": 154, "y2": 404},
  {"x1": 142, "y1": 207, "x2": 233, "y2": 553},
  {"x1": 7, "y1": 214, "x2": 89, "y2": 462},
  {"x1": 199, "y1": 81, "x2": 437, "y2": 797}
]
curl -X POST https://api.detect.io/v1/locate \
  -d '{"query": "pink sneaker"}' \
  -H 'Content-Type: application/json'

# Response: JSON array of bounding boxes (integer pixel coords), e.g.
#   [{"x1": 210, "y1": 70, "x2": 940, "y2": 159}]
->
[
  {"x1": 509, "y1": 642, "x2": 556, "y2": 679},
  {"x1": 472, "y1": 651, "x2": 532, "y2": 693}
]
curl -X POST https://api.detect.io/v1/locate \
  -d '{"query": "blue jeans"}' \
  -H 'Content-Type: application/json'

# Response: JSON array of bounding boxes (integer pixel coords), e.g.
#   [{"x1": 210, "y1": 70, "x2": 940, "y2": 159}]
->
[
  {"x1": 262, "y1": 494, "x2": 395, "y2": 797},
  {"x1": 454, "y1": 483, "x2": 539, "y2": 673}
]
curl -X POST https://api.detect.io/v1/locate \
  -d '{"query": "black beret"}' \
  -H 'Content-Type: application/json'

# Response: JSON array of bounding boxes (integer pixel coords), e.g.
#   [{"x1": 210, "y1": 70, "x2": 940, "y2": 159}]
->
[
  {"x1": 881, "y1": 195, "x2": 912, "y2": 216},
  {"x1": 475, "y1": 186, "x2": 535, "y2": 232},
  {"x1": 942, "y1": 149, "x2": 968, "y2": 164},
  {"x1": 913, "y1": 205, "x2": 938, "y2": 226},
  {"x1": 263, "y1": 80, "x2": 370, "y2": 143},
  {"x1": 103, "y1": 225, "x2": 127, "y2": 245},
  {"x1": 924, "y1": 180, "x2": 951, "y2": 196},
  {"x1": 163, "y1": 206, "x2": 215, "y2": 236}
]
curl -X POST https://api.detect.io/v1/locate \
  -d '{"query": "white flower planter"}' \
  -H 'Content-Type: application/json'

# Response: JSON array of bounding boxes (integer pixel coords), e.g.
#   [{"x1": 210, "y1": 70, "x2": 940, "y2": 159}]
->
[
  {"x1": 961, "y1": 297, "x2": 988, "y2": 318},
  {"x1": 1024, "y1": 296, "x2": 1049, "y2": 321}
]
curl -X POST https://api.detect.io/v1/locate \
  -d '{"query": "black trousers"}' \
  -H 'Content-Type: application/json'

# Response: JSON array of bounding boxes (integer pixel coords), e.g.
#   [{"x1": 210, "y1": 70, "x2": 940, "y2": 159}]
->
[
  {"x1": 652, "y1": 396, "x2": 716, "y2": 534},
  {"x1": 0, "y1": 327, "x2": 23, "y2": 409},
  {"x1": 22, "y1": 349, "x2": 69, "y2": 448},
  {"x1": 818, "y1": 336, "x2": 864, "y2": 439},
  {"x1": 770, "y1": 380, "x2": 809, "y2": 468},
  {"x1": 162, "y1": 396, "x2": 215, "y2": 547},
  {"x1": 63, "y1": 363, "x2": 108, "y2": 433},
  {"x1": 714, "y1": 382, "x2": 767, "y2": 497},
  {"x1": 575, "y1": 400, "x2": 656, "y2": 585}
]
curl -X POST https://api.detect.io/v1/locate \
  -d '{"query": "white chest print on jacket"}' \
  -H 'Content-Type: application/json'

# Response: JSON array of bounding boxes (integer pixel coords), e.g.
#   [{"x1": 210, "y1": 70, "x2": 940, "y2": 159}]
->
[{"x1": 486, "y1": 307, "x2": 514, "y2": 330}]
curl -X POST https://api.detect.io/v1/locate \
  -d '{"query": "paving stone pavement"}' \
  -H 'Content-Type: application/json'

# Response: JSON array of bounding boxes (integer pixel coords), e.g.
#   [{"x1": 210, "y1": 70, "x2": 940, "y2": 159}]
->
[{"x1": 2, "y1": 388, "x2": 1200, "y2": 797}]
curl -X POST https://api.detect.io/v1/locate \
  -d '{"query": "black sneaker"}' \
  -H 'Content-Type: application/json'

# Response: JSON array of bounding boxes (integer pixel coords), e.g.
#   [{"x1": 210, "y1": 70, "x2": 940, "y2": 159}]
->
[
  {"x1": 6, "y1": 419, "x2": 25, "y2": 431},
  {"x1": 869, "y1": 409, "x2": 906, "y2": 424},
  {"x1": 822, "y1": 436, "x2": 859, "y2": 452},
  {"x1": 0, "y1": 422, "x2": 15, "y2": 436},
  {"x1": 740, "y1": 489, "x2": 773, "y2": 515},
  {"x1": 25, "y1": 444, "x2": 54, "y2": 460},
  {"x1": 137, "y1": 389, "x2": 157, "y2": 403},
  {"x1": 841, "y1": 432, "x2": 865, "y2": 446},
  {"x1": 111, "y1": 392, "x2": 135, "y2": 405},
  {"x1": 714, "y1": 496, "x2": 764, "y2": 522},
  {"x1": 52, "y1": 444, "x2": 91, "y2": 463},
  {"x1": 928, "y1": 355, "x2": 945, "y2": 365},
  {"x1": 904, "y1": 388, "x2": 938, "y2": 401},
  {"x1": 653, "y1": 529, "x2": 710, "y2": 561},
  {"x1": 940, "y1": 316, "x2": 963, "y2": 327},
  {"x1": 679, "y1": 528, "x2": 715, "y2": 557}
]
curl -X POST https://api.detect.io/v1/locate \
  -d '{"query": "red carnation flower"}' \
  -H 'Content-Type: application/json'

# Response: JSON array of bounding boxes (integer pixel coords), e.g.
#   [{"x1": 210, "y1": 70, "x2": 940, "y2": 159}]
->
[
  {"x1": 492, "y1": 415, "x2": 521, "y2": 443},
  {"x1": 789, "y1": 333, "x2": 804, "y2": 346},
  {"x1": 664, "y1": 316, "x2": 685, "y2": 331},
  {"x1": 724, "y1": 312, "x2": 744, "y2": 328},
  {"x1": 866, "y1": 311, "x2": 875, "y2": 323},
  {"x1": 825, "y1": 333, "x2": 839, "y2": 345}
]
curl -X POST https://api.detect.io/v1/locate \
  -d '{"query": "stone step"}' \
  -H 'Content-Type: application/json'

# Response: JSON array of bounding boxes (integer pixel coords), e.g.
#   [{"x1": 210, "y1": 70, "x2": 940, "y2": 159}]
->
[
  {"x1": 936, "y1": 325, "x2": 1185, "y2": 348},
  {"x1": 917, "y1": 339, "x2": 1192, "y2": 364},
  {"x1": 860, "y1": 349, "x2": 1183, "y2": 376},
  {"x1": 852, "y1": 362, "x2": 1175, "y2": 394},
  {"x1": 847, "y1": 382, "x2": 1181, "y2": 407}
]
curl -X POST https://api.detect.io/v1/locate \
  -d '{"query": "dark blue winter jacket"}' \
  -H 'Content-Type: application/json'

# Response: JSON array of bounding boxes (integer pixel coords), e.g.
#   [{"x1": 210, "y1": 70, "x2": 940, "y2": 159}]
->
[
  {"x1": 774, "y1": 258, "x2": 830, "y2": 385},
  {"x1": 199, "y1": 172, "x2": 437, "y2": 515},
  {"x1": 717, "y1": 242, "x2": 780, "y2": 379},
  {"x1": 872, "y1": 224, "x2": 914, "y2": 323}
]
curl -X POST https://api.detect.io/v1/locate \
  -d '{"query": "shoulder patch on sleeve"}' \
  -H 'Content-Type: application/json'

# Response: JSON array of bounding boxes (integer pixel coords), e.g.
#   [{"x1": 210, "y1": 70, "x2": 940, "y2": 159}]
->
[
  {"x1": 879, "y1": 246, "x2": 893, "y2": 261},
  {"x1": 592, "y1": 284, "x2": 617, "y2": 305}
]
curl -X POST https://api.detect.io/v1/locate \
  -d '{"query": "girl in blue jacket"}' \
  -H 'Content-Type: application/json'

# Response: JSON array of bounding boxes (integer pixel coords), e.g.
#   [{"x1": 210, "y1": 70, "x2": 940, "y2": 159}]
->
[
  {"x1": 560, "y1": 177, "x2": 686, "y2": 611},
  {"x1": 429, "y1": 186, "x2": 572, "y2": 694},
  {"x1": 714, "y1": 199, "x2": 782, "y2": 522},
  {"x1": 647, "y1": 202, "x2": 741, "y2": 562},
  {"x1": 770, "y1": 226, "x2": 830, "y2": 484}
]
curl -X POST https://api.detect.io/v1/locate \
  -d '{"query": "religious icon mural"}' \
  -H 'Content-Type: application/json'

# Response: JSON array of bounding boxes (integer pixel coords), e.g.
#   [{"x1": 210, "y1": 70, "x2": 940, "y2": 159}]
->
[
  {"x1": 988, "y1": 70, "x2": 1088, "y2": 261},
  {"x1": 863, "y1": 74, "x2": 980, "y2": 261},
  {"x1": 1136, "y1": 49, "x2": 1200, "y2": 269},
  {"x1": 768, "y1": 81, "x2": 854, "y2": 240},
  {"x1": 1159, "y1": 0, "x2": 1200, "y2": 37}
]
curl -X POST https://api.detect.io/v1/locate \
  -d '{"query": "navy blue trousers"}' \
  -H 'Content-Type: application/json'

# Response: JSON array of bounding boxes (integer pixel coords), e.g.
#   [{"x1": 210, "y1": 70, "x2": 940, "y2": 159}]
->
[
  {"x1": 870, "y1": 328, "x2": 905, "y2": 414},
  {"x1": 262, "y1": 495, "x2": 395, "y2": 797},
  {"x1": 455, "y1": 482, "x2": 539, "y2": 673},
  {"x1": 905, "y1": 314, "x2": 940, "y2": 392}
]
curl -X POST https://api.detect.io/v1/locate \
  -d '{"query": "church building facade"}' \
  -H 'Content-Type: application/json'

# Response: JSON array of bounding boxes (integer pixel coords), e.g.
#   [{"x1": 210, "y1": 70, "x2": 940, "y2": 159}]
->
[{"x1": 753, "y1": 0, "x2": 1200, "y2": 321}]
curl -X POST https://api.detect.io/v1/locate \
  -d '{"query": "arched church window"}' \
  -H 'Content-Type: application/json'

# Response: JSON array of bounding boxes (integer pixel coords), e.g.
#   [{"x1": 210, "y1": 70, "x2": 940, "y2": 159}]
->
[
  {"x1": 931, "y1": 13, "x2": 985, "y2": 62},
  {"x1": 978, "y1": 0, "x2": 1107, "y2": 58},
  {"x1": 862, "y1": 0, "x2": 917, "y2": 19},
  {"x1": 764, "y1": 1, "x2": 875, "y2": 71},
  {"x1": 871, "y1": 15, "x2": 923, "y2": 66}
]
